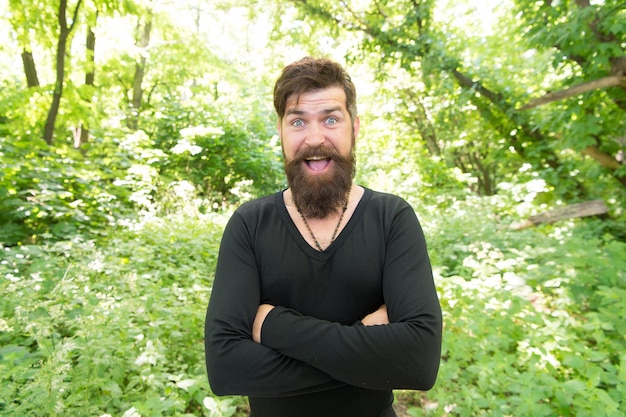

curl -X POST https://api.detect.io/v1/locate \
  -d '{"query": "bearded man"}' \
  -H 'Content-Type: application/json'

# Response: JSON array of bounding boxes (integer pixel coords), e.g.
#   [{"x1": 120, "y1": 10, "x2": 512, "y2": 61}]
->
[{"x1": 204, "y1": 57, "x2": 442, "y2": 417}]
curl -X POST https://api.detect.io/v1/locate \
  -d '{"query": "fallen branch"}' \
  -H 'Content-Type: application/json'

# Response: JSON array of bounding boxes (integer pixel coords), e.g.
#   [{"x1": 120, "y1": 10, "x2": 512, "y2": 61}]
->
[{"x1": 511, "y1": 200, "x2": 609, "y2": 230}]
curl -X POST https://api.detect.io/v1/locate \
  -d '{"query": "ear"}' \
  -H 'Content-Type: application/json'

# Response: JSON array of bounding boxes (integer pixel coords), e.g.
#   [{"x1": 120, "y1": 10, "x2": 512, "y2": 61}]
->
[
  {"x1": 276, "y1": 119, "x2": 282, "y2": 137},
  {"x1": 353, "y1": 116, "x2": 360, "y2": 139}
]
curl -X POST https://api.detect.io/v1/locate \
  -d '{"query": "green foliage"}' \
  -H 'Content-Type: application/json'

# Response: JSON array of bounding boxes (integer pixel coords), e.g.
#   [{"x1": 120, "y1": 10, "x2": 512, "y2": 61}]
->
[
  {"x1": 145, "y1": 93, "x2": 284, "y2": 207},
  {"x1": 3, "y1": 190, "x2": 625, "y2": 417},
  {"x1": 1, "y1": 1, "x2": 626, "y2": 416},
  {"x1": 510, "y1": 0, "x2": 626, "y2": 193},
  {"x1": 0, "y1": 209, "x2": 247, "y2": 417},
  {"x1": 0, "y1": 83, "x2": 50, "y2": 138},
  {"x1": 287, "y1": 0, "x2": 626, "y2": 205},
  {"x1": 401, "y1": 196, "x2": 626, "y2": 416},
  {"x1": 355, "y1": 110, "x2": 470, "y2": 207},
  {"x1": 0, "y1": 130, "x2": 162, "y2": 246}
]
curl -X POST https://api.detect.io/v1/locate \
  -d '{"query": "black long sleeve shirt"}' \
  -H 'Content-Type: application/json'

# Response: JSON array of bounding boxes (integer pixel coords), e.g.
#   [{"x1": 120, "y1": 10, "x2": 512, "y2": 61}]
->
[{"x1": 205, "y1": 188, "x2": 442, "y2": 417}]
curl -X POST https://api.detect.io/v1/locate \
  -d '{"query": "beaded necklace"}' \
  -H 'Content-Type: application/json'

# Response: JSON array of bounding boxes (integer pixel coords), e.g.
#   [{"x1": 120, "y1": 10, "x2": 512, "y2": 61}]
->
[{"x1": 296, "y1": 190, "x2": 350, "y2": 252}]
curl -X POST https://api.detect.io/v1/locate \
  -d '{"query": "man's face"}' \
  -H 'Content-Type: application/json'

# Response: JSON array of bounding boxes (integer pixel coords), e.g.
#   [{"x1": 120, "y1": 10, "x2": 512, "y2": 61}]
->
[
  {"x1": 278, "y1": 86, "x2": 360, "y2": 218},
  {"x1": 279, "y1": 86, "x2": 359, "y2": 167}
]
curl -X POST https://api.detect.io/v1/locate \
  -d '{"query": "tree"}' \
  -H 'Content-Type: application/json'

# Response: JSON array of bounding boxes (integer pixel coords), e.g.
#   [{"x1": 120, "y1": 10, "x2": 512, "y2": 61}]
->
[
  {"x1": 126, "y1": 7, "x2": 152, "y2": 130},
  {"x1": 73, "y1": 9, "x2": 98, "y2": 149},
  {"x1": 284, "y1": 0, "x2": 626, "y2": 203},
  {"x1": 43, "y1": 0, "x2": 83, "y2": 145},
  {"x1": 8, "y1": 0, "x2": 48, "y2": 88},
  {"x1": 513, "y1": 0, "x2": 626, "y2": 187}
]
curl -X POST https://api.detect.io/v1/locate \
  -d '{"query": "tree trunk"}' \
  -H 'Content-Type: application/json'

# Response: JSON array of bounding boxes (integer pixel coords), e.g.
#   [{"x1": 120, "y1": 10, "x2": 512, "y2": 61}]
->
[
  {"x1": 43, "y1": 27, "x2": 68, "y2": 145},
  {"x1": 127, "y1": 13, "x2": 152, "y2": 131},
  {"x1": 85, "y1": 25, "x2": 96, "y2": 87},
  {"x1": 43, "y1": 0, "x2": 83, "y2": 145},
  {"x1": 75, "y1": 22, "x2": 97, "y2": 149},
  {"x1": 21, "y1": 50, "x2": 40, "y2": 88}
]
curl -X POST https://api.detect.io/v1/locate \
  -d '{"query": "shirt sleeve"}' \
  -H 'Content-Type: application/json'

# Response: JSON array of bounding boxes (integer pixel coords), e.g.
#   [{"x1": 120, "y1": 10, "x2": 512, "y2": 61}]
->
[
  {"x1": 204, "y1": 212, "x2": 343, "y2": 397},
  {"x1": 259, "y1": 204, "x2": 442, "y2": 391}
]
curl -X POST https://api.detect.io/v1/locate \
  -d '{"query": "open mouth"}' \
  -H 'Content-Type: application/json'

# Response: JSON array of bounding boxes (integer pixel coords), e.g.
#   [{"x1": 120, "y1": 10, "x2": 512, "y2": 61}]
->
[{"x1": 305, "y1": 156, "x2": 331, "y2": 172}]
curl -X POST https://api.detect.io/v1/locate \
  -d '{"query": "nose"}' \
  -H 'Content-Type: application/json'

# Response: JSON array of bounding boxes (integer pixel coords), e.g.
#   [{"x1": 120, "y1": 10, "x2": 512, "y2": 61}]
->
[{"x1": 304, "y1": 123, "x2": 325, "y2": 147}]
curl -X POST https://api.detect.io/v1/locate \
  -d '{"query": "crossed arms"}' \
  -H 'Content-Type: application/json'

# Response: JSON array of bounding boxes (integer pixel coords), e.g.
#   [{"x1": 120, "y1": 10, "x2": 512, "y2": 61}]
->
[
  {"x1": 253, "y1": 304, "x2": 389, "y2": 343},
  {"x1": 205, "y1": 199, "x2": 442, "y2": 396}
]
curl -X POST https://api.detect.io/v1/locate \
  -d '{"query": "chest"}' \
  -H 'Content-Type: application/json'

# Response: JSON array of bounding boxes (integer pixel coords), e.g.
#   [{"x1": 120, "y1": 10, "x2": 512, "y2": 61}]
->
[
  {"x1": 287, "y1": 204, "x2": 353, "y2": 251},
  {"x1": 255, "y1": 222, "x2": 386, "y2": 324}
]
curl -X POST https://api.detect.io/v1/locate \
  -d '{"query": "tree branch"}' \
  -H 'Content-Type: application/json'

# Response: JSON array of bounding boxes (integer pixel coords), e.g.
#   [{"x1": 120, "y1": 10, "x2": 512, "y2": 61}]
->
[
  {"x1": 69, "y1": 0, "x2": 84, "y2": 33},
  {"x1": 519, "y1": 75, "x2": 626, "y2": 110}
]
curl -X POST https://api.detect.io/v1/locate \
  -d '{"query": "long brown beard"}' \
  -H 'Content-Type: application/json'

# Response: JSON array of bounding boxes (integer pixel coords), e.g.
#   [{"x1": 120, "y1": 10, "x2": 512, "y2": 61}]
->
[{"x1": 284, "y1": 144, "x2": 355, "y2": 219}]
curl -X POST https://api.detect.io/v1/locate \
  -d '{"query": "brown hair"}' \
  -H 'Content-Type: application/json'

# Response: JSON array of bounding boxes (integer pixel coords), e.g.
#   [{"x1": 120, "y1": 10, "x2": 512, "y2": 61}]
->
[{"x1": 273, "y1": 57, "x2": 358, "y2": 123}]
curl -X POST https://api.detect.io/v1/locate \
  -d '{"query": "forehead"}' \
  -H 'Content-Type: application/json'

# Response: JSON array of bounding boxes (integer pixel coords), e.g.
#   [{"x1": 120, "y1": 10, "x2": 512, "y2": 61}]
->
[{"x1": 285, "y1": 86, "x2": 347, "y2": 113}]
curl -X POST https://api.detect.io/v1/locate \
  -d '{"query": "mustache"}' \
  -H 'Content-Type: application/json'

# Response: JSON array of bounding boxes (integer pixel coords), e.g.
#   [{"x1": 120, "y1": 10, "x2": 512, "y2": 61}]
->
[{"x1": 290, "y1": 144, "x2": 341, "y2": 162}]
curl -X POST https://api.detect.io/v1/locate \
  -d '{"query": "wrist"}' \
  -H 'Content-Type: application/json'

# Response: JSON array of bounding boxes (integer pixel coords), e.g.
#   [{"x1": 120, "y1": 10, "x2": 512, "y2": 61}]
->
[{"x1": 253, "y1": 304, "x2": 275, "y2": 343}]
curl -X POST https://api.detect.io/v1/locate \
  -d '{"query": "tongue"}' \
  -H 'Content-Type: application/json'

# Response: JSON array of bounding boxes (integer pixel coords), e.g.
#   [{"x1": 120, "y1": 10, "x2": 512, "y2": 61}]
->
[{"x1": 308, "y1": 159, "x2": 330, "y2": 171}]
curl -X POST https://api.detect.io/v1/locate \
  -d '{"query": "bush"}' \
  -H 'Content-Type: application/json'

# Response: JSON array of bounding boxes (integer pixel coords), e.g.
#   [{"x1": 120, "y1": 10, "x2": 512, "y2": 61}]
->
[
  {"x1": 403, "y1": 196, "x2": 626, "y2": 417},
  {"x1": 145, "y1": 94, "x2": 284, "y2": 208},
  {"x1": 0, "y1": 131, "x2": 161, "y2": 246},
  {"x1": 0, "y1": 210, "x2": 247, "y2": 417}
]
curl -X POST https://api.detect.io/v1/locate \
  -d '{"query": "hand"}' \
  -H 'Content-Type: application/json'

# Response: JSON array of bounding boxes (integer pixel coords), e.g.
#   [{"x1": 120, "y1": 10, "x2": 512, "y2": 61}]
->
[
  {"x1": 361, "y1": 304, "x2": 389, "y2": 326},
  {"x1": 253, "y1": 304, "x2": 275, "y2": 343}
]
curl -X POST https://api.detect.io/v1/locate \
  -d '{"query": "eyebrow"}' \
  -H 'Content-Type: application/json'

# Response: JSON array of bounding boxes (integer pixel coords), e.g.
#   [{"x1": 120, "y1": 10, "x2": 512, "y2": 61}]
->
[{"x1": 286, "y1": 106, "x2": 343, "y2": 117}]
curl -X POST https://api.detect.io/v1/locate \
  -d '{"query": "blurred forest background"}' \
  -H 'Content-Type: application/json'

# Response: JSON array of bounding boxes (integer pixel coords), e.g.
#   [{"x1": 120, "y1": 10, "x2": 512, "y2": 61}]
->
[{"x1": 1, "y1": 0, "x2": 625, "y2": 416}]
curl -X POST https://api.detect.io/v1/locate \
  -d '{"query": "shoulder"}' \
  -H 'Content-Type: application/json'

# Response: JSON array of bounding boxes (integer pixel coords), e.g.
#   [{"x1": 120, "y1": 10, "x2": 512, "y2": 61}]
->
[
  {"x1": 363, "y1": 188, "x2": 414, "y2": 213},
  {"x1": 226, "y1": 191, "x2": 284, "y2": 235},
  {"x1": 221, "y1": 192, "x2": 283, "y2": 242},
  {"x1": 361, "y1": 189, "x2": 427, "y2": 243},
  {"x1": 359, "y1": 188, "x2": 424, "y2": 234},
  {"x1": 234, "y1": 192, "x2": 279, "y2": 218}
]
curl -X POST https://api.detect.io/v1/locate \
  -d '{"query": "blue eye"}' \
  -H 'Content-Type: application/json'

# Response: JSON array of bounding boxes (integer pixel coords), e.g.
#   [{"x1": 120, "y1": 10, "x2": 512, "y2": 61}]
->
[
  {"x1": 292, "y1": 119, "x2": 305, "y2": 127},
  {"x1": 326, "y1": 117, "x2": 338, "y2": 125}
]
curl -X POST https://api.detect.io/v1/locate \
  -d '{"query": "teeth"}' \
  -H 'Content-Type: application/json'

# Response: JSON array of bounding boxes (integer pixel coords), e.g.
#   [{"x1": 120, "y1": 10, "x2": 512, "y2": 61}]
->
[{"x1": 306, "y1": 156, "x2": 325, "y2": 161}]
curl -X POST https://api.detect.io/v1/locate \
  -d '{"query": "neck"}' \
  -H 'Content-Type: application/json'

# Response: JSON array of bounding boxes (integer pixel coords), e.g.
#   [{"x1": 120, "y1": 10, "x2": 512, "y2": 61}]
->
[
  {"x1": 294, "y1": 187, "x2": 351, "y2": 251},
  {"x1": 287, "y1": 185, "x2": 352, "y2": 219}
]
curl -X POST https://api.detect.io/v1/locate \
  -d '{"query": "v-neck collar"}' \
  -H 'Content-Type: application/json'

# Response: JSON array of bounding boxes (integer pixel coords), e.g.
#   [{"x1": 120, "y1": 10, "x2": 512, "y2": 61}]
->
[{"x1": 275, "y1": 187, "x2": 372, "y2": 262}]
